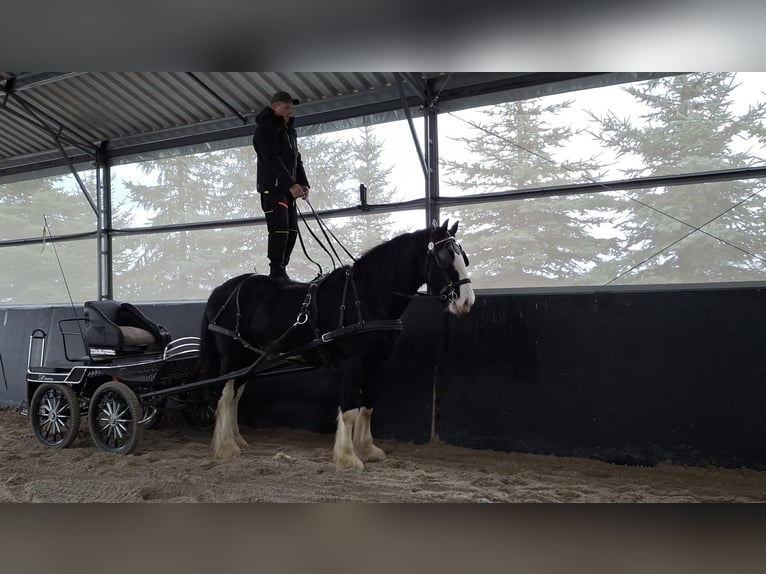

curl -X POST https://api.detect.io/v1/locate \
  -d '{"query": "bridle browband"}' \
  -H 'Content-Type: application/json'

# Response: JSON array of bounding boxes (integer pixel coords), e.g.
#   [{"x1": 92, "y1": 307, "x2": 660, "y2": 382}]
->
[{"x1": 427, "y1": 236, "x2": 472, "y2": 303}]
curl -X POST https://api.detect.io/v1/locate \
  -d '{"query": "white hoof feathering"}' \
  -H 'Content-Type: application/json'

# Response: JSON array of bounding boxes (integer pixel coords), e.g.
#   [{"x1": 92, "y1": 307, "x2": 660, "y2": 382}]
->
[
  {"x1": 353, "y1": 406, "x2": 386, "y2": 462},
  {"x1": 212, "y1": 380, "x2": 241, "y2": 459},
  {"x1": 333, "y1": 408, "x2": 364, "y2": 470},
  {"x1": 232, "y1": 382, "x2": 248, "y2": 448}
]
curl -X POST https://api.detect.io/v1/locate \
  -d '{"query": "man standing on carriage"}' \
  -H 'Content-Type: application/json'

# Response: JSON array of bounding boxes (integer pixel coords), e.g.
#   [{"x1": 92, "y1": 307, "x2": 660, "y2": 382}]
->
[{"x1": 253, "y1": 91, "x2": 311, "y2": 279}]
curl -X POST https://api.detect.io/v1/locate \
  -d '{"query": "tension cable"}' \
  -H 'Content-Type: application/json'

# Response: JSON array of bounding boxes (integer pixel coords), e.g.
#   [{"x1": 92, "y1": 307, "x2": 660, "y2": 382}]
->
[{"x1": 448, "y1": 112, "x2": 766, "y2": 283}]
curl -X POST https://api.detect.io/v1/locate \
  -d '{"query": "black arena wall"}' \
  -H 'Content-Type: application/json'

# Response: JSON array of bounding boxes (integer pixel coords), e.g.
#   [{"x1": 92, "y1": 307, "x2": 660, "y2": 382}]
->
[
  {"x1": 1, "y1": 285, "x2": 765, "y2": 469},
  {"x1": 437, "y1": 287, "x2": 766, "y2": 470}
]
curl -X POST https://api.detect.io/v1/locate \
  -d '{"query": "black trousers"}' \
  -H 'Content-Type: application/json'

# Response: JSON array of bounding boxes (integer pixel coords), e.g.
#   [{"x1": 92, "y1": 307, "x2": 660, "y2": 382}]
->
[{"x1": 259, "y1": 188, "x2": 298, "y2": 276}]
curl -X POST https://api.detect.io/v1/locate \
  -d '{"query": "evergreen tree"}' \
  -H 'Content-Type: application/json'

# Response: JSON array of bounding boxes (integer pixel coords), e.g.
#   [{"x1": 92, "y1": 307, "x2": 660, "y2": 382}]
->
[
  {"x1": 346, "y1": 125, "x2": 397, "y2": 255},
  {"x1": 588, "y1": 73, "x2": 766, "y2": 283},
  {"x1": 441, "y1": 99, "x2": 613, "y2": 287},
  {"x1": 113, "y1": 128, "x2": 388, "y2": 291},
  {"x1": 117, "y1": 149, "x2": 254, "y2": 299},
  {"x1": 0, "y1": 170, "x2": 101, "y2": 304},
  {"x1": 288, "y1": 127, "x2": 399, "y2": 278},
  {"x1": 298, "y1": 134, "x2": 355, "y2": 211}
]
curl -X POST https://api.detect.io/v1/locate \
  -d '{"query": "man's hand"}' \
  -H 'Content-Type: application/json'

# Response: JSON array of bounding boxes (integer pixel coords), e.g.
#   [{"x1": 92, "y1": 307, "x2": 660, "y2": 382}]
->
[
  {"x1": 301, "y1": 185, "x2": 310, "y2": 200},
  {"x1": 289, "y1": 184, "x2": 306, "y2": 199}
]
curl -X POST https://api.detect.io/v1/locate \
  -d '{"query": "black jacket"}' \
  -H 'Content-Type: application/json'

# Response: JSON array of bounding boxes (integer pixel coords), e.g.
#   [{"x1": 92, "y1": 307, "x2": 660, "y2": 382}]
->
[{"x1": 253, "y1": 106, "x2": 309, "y2": 195}]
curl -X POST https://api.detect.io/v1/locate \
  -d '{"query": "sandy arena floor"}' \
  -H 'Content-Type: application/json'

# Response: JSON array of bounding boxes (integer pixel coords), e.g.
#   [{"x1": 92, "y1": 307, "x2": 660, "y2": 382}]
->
[{"x1": 1, "y1": 407, "x2": 765, "y2": 502}]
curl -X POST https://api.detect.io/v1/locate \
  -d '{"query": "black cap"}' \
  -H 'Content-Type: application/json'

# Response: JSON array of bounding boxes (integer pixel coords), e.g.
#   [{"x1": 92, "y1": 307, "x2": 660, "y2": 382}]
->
[{"x1": 271, "y1": 91, "x2": 299, "y2": 105}]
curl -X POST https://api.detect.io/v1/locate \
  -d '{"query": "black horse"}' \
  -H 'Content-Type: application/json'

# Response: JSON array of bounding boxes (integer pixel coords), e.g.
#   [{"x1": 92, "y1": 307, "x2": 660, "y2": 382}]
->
[{"x1": 198, "y1": 220, "x2": 475, "y2": 469}]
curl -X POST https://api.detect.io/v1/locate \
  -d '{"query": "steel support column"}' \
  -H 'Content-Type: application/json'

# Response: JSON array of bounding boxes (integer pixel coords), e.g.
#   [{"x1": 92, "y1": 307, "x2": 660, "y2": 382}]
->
[
  {"x1": 96, "y1": 148, "x2": 113, "y2": 300},
  {"x1": 424, "y1": 82, "x2": 439, "y2": 227}
]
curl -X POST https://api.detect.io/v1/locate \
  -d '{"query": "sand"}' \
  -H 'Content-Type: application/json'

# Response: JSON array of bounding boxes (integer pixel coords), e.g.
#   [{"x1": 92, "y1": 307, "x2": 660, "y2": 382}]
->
[{"x1": 1, "y1": 407, "x2": 765, "y2": 503}]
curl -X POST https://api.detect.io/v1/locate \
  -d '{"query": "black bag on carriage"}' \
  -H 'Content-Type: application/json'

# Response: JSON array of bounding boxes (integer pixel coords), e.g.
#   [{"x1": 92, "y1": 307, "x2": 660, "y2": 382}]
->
[{"x1": 83, "y1": 300, "x2": 172, "y2": 358}]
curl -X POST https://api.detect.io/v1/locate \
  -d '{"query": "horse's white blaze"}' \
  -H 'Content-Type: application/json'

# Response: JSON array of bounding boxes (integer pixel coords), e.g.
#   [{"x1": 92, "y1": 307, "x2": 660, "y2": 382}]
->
[
  {"x1": 333, "y1": 407, "x2": 364, "y2": 470},
  {"x1": 353, "y1": 407, "x2": 386, "y2": 462},
  {"x1": 212, "y1": 380, "x2": 241, "y2": 459},
  {"x1": 449, "y1": 249, "x2": 476, "y2": 316}
]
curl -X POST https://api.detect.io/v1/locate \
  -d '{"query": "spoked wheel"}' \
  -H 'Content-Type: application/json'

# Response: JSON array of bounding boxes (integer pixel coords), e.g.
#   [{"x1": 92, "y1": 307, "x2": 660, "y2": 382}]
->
[
  {"x1": 88, "y1": 380, "x2": 142, "y2": 455},
  {"x1": 30, "y1": 383, "x2": 81, "y2": 448},
  {"x1": 182, "y1": 401, "x2": 216, "y2": 431},
  {"x1": 140, "y1": 399, "x2": 166, "y2": 430}
]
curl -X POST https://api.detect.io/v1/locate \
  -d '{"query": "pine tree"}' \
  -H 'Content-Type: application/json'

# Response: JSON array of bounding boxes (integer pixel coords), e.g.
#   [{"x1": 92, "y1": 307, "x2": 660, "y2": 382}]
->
[
  {"x1": 112, "y1": 128, "x2": 394, "y2": 291},
  {"x1": 346, "y1": 125, "x2": 397, "y2": 255},
  {"x1": 288, "y1": 127, "x2": 399, "y2": 278},
  {"x1": 588, "y1": 73, "x2": 766, "y2": 283},
  {"x1": 298, "y1": 134, "x2": 355, "y2": 211},
  {"x1": 441, "y1": 99, "x2": 614, "y2": 287},
  {"x1": 116, "y1": 149, "x2": 255, "y2": 299},
  {"x1": 1, "y1": 170, "x2": 102, "y2": 303}
]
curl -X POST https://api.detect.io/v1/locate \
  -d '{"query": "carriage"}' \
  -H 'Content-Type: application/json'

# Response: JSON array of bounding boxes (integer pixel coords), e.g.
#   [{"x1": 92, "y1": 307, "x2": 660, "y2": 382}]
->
[
  {"x1": 25, "y1": 300, "x2": 205, "y2": 454},
  {"x1": 24, "y1": 299, "x2": 328, "y2": 455},
  {"x1": 24, "y1": 220, "x2": 474, "y2": 467}
]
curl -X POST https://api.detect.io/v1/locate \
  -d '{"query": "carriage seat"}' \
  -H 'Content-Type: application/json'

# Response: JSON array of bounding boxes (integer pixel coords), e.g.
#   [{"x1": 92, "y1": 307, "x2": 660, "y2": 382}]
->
[{"x1": 83, "y1": 300, "x2": 172, "y2": 358}]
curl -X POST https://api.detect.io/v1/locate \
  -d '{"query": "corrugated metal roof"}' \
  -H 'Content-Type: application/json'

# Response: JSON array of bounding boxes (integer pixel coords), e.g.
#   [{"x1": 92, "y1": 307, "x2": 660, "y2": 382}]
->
[
  {"x1": 0, "y1": 72, "x2": 426, "y2": 172},
  {"x1": 0, "y1": 72, "x2": 623, "y2": 178}
]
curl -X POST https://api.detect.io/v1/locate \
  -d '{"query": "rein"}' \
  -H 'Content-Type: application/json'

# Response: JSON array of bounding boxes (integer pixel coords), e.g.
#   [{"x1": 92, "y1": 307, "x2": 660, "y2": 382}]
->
[{"x1": 296, "y1": 199, "x2": 356, "y2": 276}]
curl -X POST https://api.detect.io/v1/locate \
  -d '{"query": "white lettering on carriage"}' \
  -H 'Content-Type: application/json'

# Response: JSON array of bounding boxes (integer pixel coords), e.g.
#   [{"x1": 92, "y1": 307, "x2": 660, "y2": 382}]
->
[{"x1": 449, "y1": 250, "x2": 476, "y2": 316}]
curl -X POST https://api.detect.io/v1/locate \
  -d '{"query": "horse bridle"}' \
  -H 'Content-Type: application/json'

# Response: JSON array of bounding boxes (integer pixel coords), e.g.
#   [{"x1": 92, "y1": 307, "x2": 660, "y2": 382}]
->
[{"x1": 427, "y1": 237, "x2": 472, "y2": 302}]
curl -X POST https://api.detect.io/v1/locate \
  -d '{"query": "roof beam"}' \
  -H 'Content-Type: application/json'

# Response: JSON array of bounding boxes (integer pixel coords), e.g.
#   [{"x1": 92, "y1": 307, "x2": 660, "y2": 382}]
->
[
  {"x1": 187, "y1": 72, "x2": 248, "y2": 125},
  {"x1": 394, "y1": 73, "x2": 427, "y2": 179},
  {"x1": 2, "y1": 72, "x2": 85, "y2": 93}
]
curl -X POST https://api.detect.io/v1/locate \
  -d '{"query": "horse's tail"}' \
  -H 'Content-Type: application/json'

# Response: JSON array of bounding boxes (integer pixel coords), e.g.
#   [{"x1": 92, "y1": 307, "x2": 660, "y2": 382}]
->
[{"x1": 196, "y1": 304, "x2": 220, "y2": 382}]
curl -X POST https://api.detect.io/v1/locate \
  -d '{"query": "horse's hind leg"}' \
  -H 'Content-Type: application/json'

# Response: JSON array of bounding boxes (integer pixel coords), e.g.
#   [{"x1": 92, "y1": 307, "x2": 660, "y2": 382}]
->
[
  {"x1": 333, "y1": 407, "x2": 364, "y2": 470},
  {"x1": 212, "y1": 380, "x2": 241, "y2": 458},
  {"x1": 353, "y1": 407, "x2": 385, "y2": 462},
  {"x1": 231, "y1": 382, "x2": 248, "y2": 448}
]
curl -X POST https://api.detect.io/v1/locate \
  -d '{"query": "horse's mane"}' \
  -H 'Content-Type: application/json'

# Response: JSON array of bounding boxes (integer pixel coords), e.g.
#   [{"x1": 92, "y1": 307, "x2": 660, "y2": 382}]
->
[{"x1": 352, "y1": 228, "x2": 428, "y2": 292}]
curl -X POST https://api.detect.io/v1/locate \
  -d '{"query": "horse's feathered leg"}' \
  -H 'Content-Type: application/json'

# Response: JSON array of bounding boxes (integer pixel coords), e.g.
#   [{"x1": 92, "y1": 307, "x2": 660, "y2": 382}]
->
[
  {"x1": 212, "y1": 379, "x2": 241, "y2": 458},
  {"x1": 231, "y1": 382, "x2": 248, "y2": 448},
  {"x1": 349, "y1": 336, "x2": 393, "y2": 463},
  {"x1": 353, "y1": 407, "x2": 385, "y2": 462},
  {"x1": 333, "y1": 407, "x2": 364, "y2": 470}
]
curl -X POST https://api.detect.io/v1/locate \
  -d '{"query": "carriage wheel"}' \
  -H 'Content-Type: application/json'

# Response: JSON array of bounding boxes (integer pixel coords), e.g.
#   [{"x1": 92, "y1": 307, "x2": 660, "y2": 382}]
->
[
  {"x1": 88, "y1": 380, "x2": 142, "y2": 455},
  {"x1": 30, "y1": 383, "x2": 81, "y2": 448},
  {"x1": 140, "y1": 399, "x2": 166, "y2": 430},
  {"x1": 181, "y1": 401, "x2": 216, "y2": 431}
]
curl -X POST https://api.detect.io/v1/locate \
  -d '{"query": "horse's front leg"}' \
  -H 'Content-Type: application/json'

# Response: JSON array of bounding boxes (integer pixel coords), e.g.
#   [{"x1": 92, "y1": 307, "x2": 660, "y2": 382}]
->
[
  {"x1": 351, "y1": 341, "x2": 392, "y2": 463},
  {"x1": 212, "y1": 380, "x2": 241, "y2": 458},
  {"x1": 333, "y1": 407, "x2": 365, "y2": 470},
  {"x1": 353, "y1": 406, "x2": 385, "y2": 462}
]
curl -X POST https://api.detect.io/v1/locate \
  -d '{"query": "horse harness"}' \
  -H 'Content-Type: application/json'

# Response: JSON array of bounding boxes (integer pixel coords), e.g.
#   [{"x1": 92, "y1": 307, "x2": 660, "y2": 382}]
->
[
  {"x1": 207, "y1": 268, "x2": 403, "y2": 364},
  {"x1": 427, "y1": 236, "x2": 472, "y2": 303}
]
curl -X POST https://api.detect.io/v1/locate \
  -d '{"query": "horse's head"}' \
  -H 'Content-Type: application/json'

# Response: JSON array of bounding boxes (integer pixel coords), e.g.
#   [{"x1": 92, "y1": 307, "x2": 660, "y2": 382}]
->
[{"x1": 425, "y1": 220, "x2": 476, "y2": 316}]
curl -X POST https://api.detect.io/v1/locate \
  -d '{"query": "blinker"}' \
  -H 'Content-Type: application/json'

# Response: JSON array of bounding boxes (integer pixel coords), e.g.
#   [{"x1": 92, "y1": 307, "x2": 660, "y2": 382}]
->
[{"x1": 429, "y1": 239, "x2": 469, "y2": 269}]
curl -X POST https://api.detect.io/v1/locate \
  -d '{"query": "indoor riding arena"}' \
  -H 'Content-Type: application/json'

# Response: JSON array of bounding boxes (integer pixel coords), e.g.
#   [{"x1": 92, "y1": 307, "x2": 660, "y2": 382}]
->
[{"x1": 2, "y1": 72, "x2": 766, "y2": 503}]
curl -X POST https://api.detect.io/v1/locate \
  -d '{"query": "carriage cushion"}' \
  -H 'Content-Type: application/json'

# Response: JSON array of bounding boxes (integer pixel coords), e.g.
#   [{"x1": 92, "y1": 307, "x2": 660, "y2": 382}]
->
[{"x1": 119, "y1": 325, "x2": 157, "y2": 346}]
